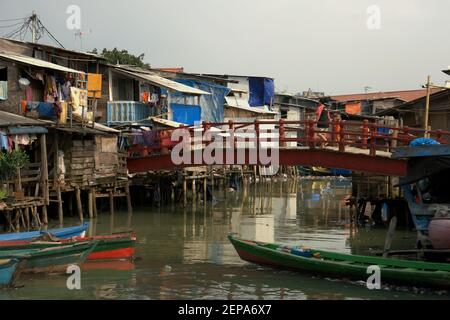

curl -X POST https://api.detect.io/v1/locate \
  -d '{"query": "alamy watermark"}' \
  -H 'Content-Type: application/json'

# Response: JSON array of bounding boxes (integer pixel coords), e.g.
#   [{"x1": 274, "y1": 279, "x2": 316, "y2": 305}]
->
[
  {"x1": 366, "y1": 5, "x2": 381, "y2": 30},
  {"x1": 170, "y1": 125, "x2": 280, "y2": 176},
  {"x1": 66, "y1": 5, "x2": 81, "y2": 30},
  {"x1": 66, "y1": 264, "x2": 81, "y2": 290},
  {"x1": 366, "y1": 265, "x2": 381, "y2": 290}
]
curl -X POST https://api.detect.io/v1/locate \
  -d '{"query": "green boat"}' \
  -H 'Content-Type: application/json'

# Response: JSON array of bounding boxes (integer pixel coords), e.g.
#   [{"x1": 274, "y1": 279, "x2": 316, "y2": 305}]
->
[
  {"x1": 228, "y1": 234, "x2": 450, "y2": 289},
  {"x1": 0, "y1": 241, "x2": 98, "y2": 273},
  {"x1": 0, "y1": 233, "x2": 136, "y2": 261}
]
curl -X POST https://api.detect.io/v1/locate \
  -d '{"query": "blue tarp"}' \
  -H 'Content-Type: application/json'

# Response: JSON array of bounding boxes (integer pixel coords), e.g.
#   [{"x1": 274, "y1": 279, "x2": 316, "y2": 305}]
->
[
  {"x1": 172, "y1": 103, "x2": 201, "y2": 125},
  {"x1": 170, "y1": 79, "x2": 231, "y2": 123},
  {"x1": 248, "y1": 77, "x2": 274, "y2": 107},
  {"x1": 410, "y1": 138, "x2": 440, "y2": 146}
]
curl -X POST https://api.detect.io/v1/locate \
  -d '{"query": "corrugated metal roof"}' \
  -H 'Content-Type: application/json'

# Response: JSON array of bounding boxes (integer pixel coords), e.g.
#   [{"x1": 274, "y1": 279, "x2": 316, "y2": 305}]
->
[
  {"x1": 93, "y1": 122, "x2": 120, "y2": 133},
  {"x1": 375, "y1": 89, "x2": 450, "y2": 116},
  {"x1": 331, "y1": 89, "x2": 442, "y2": 103},
  {"x1": 0, "y1": 111, "x2": 48, "y2": 127},
  {"x1": 0, "y1": 51, "x2": 84, "y2": 74},
  {"x1": 150, "y1": 117, "x2": 186, "y2": 128},
  {"x1": 225, "y1": 98, "x2": 277, "y2": 115},
  {"x1": 112, "y1": 67, "x2": 210, "y2": 95},
  {"x1": 53, "y1": 125, "x2": 114, "y2": 135}
]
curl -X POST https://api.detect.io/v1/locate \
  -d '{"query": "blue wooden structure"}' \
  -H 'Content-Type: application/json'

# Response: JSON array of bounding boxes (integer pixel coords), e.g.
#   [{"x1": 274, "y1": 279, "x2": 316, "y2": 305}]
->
[
  {"x1": 0, "y1": 259, "x2": 20, "y2": 287},
  {"x1": 0, "y1": 222, "x2": 89, "y2": 241}
]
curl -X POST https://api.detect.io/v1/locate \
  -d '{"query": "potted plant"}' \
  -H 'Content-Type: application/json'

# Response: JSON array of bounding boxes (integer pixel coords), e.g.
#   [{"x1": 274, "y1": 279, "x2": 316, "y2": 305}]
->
[{"x1": 0, "y1": 150, "x2": 29, "y2": 204}]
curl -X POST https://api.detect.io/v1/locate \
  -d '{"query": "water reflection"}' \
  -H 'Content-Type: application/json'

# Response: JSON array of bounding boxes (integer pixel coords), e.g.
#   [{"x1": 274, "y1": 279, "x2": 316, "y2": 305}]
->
[{"x1": 1, "y1": 178, "x2": 449, "y2": 300}]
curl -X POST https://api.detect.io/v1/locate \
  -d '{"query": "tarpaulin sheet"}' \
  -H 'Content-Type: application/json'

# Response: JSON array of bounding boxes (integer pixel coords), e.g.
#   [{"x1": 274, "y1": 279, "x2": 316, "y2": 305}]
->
[
  {"x1": 345, "y1": 102, "x2": 361, "y2": 115},
  {"x1": 399, "y1": 156, "x2": 450, "y2": 186},
  {"x1": 172, "y1": 103, "x2": 201, "y2": 125},
  {"x1": 170, "y1": 79, "x2": 231, "y2": 122},
  {"x1": 248, "y1": 77, "x2": 275, "y2": 107}
]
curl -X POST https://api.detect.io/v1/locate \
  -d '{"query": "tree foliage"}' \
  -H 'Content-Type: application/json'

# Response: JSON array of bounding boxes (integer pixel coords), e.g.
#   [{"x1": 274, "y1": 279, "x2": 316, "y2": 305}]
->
[
  {"x1": 90, "y1": 48, "x2": 150, "y2": 68},
  {"x1": 0, "y1": 150, "x2": 29, "y2": 181}
]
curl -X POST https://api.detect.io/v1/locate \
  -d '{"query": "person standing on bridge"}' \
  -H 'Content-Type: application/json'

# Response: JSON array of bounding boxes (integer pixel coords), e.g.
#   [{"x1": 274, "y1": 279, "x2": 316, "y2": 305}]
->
[{"x1": 315, "y1": 104, "x2": 332, "y2": 146}]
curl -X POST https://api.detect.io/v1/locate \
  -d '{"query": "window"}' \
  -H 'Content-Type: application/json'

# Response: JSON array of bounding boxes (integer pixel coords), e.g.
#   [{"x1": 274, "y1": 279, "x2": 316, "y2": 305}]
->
[
  {"x1": 0, "y1": 67, "x2": 7, "y2": 100},
  {"x1": 0, "y1": 67, "x2": 7, "y2": 81}
]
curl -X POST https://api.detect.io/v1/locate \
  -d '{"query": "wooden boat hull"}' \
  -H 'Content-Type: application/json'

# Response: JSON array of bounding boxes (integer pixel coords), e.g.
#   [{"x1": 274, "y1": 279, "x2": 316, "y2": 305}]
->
[
  {"x1": 0, "y1": 223, "x2": 89, "y2": 242},
  {"x1": 0, "y1": 241, "x2": 97, "y2": 274},
  {"x1": 0, "y1": 259, "x2": 20, "y2": 287},
  {"x1": 228, "y1": 234, "x2": 450, "y2": 289},
  {"x1": 0, "y1": 233, "x2": 136, "y2": 261}
]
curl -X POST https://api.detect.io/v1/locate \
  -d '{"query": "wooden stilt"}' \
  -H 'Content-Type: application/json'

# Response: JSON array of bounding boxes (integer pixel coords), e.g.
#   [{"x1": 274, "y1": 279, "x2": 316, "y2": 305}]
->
[
  {"x1": 109, "y1": 190, "x2": 114, "y2": 215},
  {"x1": 88, "y1": 188, "x2": 93, "y2": 219},
  {"x1": 183, "y1": 177, "x2": 187, "y2": 206},
  {"x1": 68, "y1": 192, "x2": 73, "y2": 216},
  {"x1": 57, "y1": 185, "x2": 63, "y2": 224},
  {"x1": 125, "y1": 183, "x2": 132, "y2": 215},
  {"x1": 24, "y1": 207, "x2": 30, "y2": 230},
  {"x1": 192, "y1": 179, "x2": 196, "y2": 202},
  {"x1": 41, "y1": 205, "x2": 48, "y2": 225},
  {"x1": 383, "y1": 216, "x2": 398, "y2": 258},
  {"x1": 14, "y1": 210, "x2": 20, "y2": 231},
  {"x1": 92, "y1": 187, "x2": 97, "y2": 217},
  {"x1": 35, "y1": 206, "x2": 41, "y2": 226},
  {"x1": 203, "y1": 176, "x2": 207, "y2": 202},
  {"x1": 75, "y1": 187, "x2": 83, "y2": 222}
]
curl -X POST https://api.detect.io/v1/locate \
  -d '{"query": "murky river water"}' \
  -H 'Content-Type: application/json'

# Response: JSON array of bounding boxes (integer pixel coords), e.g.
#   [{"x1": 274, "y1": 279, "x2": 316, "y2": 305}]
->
[{"x1": 2, "y1": 178, "x2": 450, "y2": 300}]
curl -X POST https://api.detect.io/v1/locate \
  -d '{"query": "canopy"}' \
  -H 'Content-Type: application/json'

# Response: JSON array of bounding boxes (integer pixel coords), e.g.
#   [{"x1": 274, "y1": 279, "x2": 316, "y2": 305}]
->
[{"x1": 0, "y1": 51, "x2": 84, "y2": 74}]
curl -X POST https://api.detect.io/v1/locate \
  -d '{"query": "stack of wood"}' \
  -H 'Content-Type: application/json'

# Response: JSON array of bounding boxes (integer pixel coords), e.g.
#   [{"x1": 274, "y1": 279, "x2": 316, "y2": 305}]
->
[
  {"x1": 68, "y1": 140, "x2": 96, "y2": 186},
  {"x1": 94, "y1": 136, "x2": 119, "y2": 185}
]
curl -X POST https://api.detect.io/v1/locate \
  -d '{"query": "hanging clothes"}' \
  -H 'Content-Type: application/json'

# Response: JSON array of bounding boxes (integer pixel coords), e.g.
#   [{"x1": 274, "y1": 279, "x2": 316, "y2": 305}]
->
[
  {"x1": 70, "y1": 86, "x2": 81, "y2": 109},
  {"x1": 62, "y1": 81, "x2": 71, "y2": 101},
  {"x1": 0, "y1": 132, "x2": 9, "y2": 151},
  {"x1": 25, "y1": 85, "x2": 33, "y2": 101},
  {"x1": 0, "y1": 81, "x2": 7, "y2": 100}
]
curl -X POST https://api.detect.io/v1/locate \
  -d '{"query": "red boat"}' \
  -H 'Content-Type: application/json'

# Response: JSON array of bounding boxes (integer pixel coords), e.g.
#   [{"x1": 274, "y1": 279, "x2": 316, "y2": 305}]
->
[{"x1": 0, "y1": 232, "x2": 136, "y2": 261}]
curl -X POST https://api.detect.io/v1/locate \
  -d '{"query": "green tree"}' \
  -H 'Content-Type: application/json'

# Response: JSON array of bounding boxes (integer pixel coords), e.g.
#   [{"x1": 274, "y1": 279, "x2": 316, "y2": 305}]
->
[{"x1": 90, "y1": 48, "x2": 151, "y2": 68}]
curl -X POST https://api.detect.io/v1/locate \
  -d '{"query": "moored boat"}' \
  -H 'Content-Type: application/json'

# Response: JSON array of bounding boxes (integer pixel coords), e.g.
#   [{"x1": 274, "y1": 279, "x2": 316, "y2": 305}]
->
[
  {"x1": 393, "y1": 144, "x2": 450, "y2": 250},
  {"x1": 0, "y1": 259, "x2": 21, "y2": 288},
  {"x1": 0, "y1": 241, "x2": 98, "y2": 273},
  {"x1": 228, "y1": 234, "x2": 450, "y2": 289},
  {"x1": 0, "y1": 222, "x2": 89, "y2": 242},
  {"x1": 0, "y1": 232, "x2": 136, "y2": 261}
]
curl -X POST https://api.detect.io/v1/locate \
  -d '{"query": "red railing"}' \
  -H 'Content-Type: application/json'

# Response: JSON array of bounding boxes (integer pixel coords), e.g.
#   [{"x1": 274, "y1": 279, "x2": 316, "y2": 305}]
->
[{"x1": 126, "y1": 120, "x2": 450, "y2": 158}]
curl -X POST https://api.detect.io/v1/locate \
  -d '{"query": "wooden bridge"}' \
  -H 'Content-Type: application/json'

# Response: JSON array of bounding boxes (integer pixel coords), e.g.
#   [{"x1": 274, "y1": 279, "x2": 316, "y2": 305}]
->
[{"x1": 126, "y1": 119, "x2": 450, "y2": 176}]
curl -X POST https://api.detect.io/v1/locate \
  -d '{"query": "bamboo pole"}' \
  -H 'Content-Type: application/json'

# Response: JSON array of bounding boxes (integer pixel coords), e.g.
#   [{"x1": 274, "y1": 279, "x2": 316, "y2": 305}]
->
[
  {"x1": 183, "y1": 177, "x2": 187, "y2": 206},
  {"x1": 125, "y1": 182, "x2": 132, "y2": 215},
  {"x1": 88, "y1": 188, "x2": 93, "y2": 219},
  {"x1": 424, "y1": 75, "x2": 432, "y2": 137},
  {"x1": 75, "y1": 187, "x2": 83, "y2": 222},
  {"x1": 109, "y1": 190, "x2": 114, "y2": 215},
  {"x1": 57, "y1": 185, "x2": 63, "y2": 224},
  {"x1": 92, "y1": 187, "x2": 97, "y2": 217},
  {"x1": 40, "y1": 134, "x2": 49, "y2": 224}
]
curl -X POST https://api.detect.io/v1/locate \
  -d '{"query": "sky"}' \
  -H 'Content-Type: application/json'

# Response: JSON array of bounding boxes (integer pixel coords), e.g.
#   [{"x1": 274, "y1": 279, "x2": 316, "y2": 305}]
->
[{"x1": 1, "y1": 0, "x2": 450, "y2": 95}]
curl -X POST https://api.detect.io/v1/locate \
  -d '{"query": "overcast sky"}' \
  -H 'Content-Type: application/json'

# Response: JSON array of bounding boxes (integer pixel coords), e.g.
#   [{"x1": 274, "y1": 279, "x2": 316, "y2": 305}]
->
[{"x1": 1, "y1": 0, "x2": 449, "y2": 95}]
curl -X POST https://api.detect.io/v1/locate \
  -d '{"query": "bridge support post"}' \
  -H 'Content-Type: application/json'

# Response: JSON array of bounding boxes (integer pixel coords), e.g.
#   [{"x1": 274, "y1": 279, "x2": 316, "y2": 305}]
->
[
  {"x1": 339, "y1": 121, "x2": 345, "y2": 152},
  {"x1": 362, "y1": 120, "x2": 369, "y2": 149}
]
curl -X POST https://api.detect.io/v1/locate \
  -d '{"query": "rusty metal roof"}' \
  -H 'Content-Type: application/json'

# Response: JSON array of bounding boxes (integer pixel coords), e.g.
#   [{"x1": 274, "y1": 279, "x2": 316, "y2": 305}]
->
[
  {"x1": 0, "y1": 111, "x2": 48, "y2": 127},
  {"x1": 112, "y1": 67, "x2": 210, "y2": 95},
  {"x1": 0, "y1": 51, "x2": 84, "y2": 74},
  {"x1": 331, "y1": 89, "x2": 442, "y2": 103}
]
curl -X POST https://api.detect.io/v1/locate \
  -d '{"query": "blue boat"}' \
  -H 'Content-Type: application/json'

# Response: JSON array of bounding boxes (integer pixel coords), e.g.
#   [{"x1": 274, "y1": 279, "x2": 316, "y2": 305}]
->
[
  {"x1": 0, "y1": 259, "x2": 20, "y2": 287},
  {"x1": 393, "y1": 143, "x2": 450, "y2": 250},
  {"x1": 0, "y1": 222, "x2": 89, "y2": 242}
]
